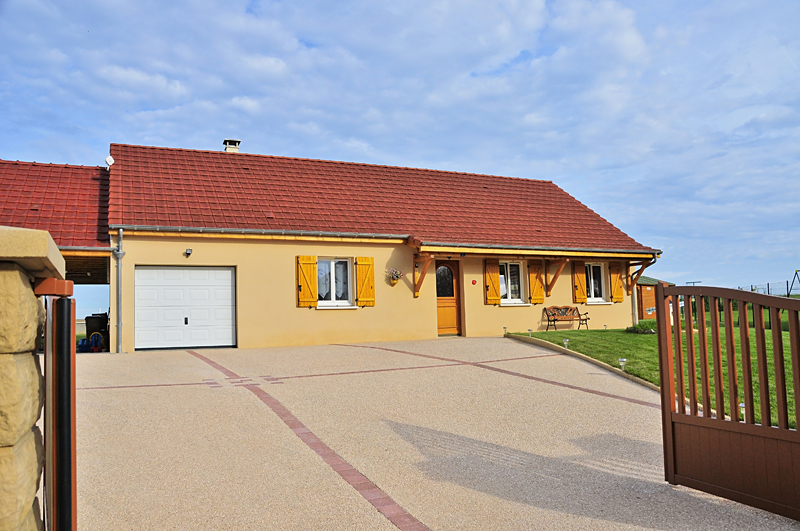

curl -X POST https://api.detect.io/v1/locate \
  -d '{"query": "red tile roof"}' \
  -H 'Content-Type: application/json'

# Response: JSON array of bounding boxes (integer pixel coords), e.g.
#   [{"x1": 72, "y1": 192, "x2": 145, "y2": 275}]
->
[
  {"x1": 109, "y1": 143, "x2": 657, "y2": 253},
  {"x1": 0, "y1": 160, "x2": 109, "y2": 248}
]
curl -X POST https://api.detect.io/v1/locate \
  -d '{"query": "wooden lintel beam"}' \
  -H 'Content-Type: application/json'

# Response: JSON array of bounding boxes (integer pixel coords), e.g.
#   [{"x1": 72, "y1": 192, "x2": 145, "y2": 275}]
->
[
  {"x1": 545, "y1": 259, "x2": 568, "y2": 297},
  {"x1": 414, "y1": 254, "x2": 434, "y2": 298}
]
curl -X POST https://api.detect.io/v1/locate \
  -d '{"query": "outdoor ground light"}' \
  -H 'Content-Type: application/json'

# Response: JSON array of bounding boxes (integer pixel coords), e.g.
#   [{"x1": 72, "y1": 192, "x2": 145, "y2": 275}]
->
[
  {"x1": 503, "y1": 327, "x2": 507, "y2": 335},
  {"x1": 619, "y1": 358, "x2": 627, "y2": 371},
  {"x1": 740, "y1": 402, "x2": 746, "y2": 419},
  {"x1": 528, "y1": 328, "x2": 533, "y2": 337},
  {"x1": 563, "y1": 338, "x2": 569, "y2": 349},
  {"x1": 604, "y1": 324, "x2": 608, "y2": 330}
]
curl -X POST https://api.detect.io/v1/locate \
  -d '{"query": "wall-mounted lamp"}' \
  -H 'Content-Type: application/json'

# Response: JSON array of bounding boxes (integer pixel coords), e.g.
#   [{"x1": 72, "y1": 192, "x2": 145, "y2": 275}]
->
[{"x1": 185, "y1": 249, "x2": 193, "y2": 257}]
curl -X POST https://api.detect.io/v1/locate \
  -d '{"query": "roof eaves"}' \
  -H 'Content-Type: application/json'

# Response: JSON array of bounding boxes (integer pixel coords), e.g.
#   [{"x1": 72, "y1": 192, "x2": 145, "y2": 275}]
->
[
  {"x1": 107, "y1": 224, "x2": 410, "y2": 240},
  {"x1": 419, "y1": 241, "x2": 661, "y2": 256}
]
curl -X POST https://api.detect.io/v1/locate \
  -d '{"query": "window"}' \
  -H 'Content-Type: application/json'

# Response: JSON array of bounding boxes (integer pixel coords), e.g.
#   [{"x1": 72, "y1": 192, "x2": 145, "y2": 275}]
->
[
  {"x1": 499, "y1": 261, "x2": 524, "y2": 304},
  {"x1": 318, "y1": 258, "x2": 352, "y2": 306},
  {"x1": 585, "y1": 263, "x2": 606, "y2": 302}
]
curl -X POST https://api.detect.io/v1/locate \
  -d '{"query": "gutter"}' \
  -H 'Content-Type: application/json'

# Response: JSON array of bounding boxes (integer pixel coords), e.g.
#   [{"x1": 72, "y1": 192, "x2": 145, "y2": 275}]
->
[
  {"x1": 107, "y1": 224, "x2": 660, "y2": 257},
  {"x1": 58, "y1": 246, "x2": 115, "y2": 252},
  {"x1": 108, "y1": 225, "x2": 409, "y2": 240},
  {"x1": 420, "y1": 241, "x2": 661, "y2": 256}
]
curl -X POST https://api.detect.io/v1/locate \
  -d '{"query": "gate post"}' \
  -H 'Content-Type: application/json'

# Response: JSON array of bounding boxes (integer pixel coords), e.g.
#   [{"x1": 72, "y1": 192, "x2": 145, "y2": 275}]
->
[{"x1": 655, "y1": 281, "x2": 676, "y2": 484}]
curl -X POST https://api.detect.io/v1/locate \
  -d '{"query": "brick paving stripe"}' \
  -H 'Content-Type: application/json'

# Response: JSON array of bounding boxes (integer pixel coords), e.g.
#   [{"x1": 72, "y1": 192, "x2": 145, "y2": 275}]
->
[
  {"x1": 186, "y1": 350, "x2": 430, "y2": 531},
  {"x1": 340, "y1": 344, "x2": 660, "y2": 409}
]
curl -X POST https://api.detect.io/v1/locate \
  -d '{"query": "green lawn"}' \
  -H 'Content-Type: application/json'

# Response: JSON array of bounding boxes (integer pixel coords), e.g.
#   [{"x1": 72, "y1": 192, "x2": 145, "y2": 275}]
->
[{"x1": 518, "y1": 317, "x2": 797, "y2": 429}]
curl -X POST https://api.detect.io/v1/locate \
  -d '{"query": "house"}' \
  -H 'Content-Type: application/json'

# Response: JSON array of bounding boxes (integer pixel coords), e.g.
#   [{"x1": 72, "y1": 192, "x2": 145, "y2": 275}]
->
[
  {"x1": 636, "y1": 275, "x2": 674, "y2": 320},
  {"x1": 1, "y1": 141, "x2": 660, "y2": 352}
]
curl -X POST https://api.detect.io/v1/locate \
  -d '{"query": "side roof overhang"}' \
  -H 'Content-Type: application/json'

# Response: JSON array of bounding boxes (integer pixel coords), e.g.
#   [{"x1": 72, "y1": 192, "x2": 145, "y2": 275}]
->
[{"x1": 0, "y1": 160, "x2": 113, "y2": 284}]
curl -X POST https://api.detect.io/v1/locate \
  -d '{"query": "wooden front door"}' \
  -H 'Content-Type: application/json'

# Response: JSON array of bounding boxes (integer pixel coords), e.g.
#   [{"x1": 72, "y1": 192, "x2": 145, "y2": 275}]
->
[{"x1": 436, "y1": 261, "x2": 461, "y2": 336}]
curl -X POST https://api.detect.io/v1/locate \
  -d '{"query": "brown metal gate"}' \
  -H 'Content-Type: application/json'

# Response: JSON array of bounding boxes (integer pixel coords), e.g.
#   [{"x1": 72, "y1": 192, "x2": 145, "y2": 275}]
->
[{"x1": 656, "y1": 283, "x2": 800, "y2": 520}]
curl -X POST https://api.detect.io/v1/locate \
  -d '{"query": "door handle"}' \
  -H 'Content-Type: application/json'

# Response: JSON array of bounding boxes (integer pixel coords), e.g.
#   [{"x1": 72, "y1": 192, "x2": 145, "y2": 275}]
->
[{"x1": 184, "y1": 317, "x2": 188, "y2": 325}]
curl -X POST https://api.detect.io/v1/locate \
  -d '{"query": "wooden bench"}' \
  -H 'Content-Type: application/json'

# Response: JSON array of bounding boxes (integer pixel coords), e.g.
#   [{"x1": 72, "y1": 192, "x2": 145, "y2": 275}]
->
[{"x1": 544, "y1": 306, "x2": 589, "y2": 331}]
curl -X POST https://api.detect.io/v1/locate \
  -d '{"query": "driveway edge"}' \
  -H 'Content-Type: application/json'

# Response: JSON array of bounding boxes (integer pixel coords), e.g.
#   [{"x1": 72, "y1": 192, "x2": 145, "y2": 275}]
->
[{"x1": 505, "y1": 334, "x2": 660, "y2": 393}]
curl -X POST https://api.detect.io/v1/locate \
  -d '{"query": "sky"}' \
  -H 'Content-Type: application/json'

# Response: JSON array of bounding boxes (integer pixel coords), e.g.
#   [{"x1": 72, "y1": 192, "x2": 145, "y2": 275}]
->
[{"x1": 1, "y1": 0, "x2": 799, "y2": 315}]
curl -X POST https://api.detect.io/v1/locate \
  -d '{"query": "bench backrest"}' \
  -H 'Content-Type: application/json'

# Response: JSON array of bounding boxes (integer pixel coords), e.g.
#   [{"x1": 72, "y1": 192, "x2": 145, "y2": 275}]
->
[{"x1": 545, "y1": 306, "x2": 580, "y2": 317}]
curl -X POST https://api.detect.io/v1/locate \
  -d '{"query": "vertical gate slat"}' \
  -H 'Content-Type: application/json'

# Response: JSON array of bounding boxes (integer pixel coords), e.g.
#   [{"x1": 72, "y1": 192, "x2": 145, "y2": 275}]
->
[
  {"x1": 697, "y1": 297, "x2": 711, "y2": 417},
  {"x1": 789, "y1": 309, "x2": 800, "y2": 430},
  {"x1": 685, "y1": 295, "x2": 698, "y2": 416},
  {"x1": 753, "y1": 303, "x2": 771, "y2": 426},
  {"x1": 673, "y1": 295, "x2": 686, "y2": 414},
  {"x1": 656, "y1": 282, "x2": 676, "y2": 484},
  {"x1": 770, "y1": 307, "x2": 788, "y2": 430},
  {"x1": 710, "y1": 297, "x2": 726, "y2": 419},
  {"x1": 723, "y1": 298, "x2": 739, "y2": 422},
  {"x1": 738, "y1": 301, "x2": 755, "y2": 424}
]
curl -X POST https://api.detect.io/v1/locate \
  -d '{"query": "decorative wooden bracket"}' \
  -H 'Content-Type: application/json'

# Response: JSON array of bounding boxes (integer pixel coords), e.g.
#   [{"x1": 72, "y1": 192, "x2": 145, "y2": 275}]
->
[
  {"x1": 545, "y1": 259, "x2": 568, "y2": 297},
  {"x1": 413, "y1": 254, "x2": 433, "y2": 298},
  {"x1": 627, "y1": 258, "x2": 655, "y2": 295}
]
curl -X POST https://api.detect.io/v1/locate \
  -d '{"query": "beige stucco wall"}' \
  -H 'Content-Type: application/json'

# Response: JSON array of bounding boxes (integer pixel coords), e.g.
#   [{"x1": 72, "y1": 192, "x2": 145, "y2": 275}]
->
[
  {"x1": 460, "y1": 257, "x2": 635, "y2": 336},
  {"x1": 110, "y1": 234, "x2": 639, "y2": 351},
  {"x1": 110, "y1": 236, "x2": 439, "y2": 352}
]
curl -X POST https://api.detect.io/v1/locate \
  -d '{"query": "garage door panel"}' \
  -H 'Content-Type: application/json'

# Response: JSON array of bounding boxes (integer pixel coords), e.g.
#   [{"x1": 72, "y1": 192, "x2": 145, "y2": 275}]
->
[
  {"x1": 188, "y1": 309, "x2": 210, "y2": 322},
  {"x1": 137, "y1": 289, "x2": 158, "y2": 302},
  {"x1": 137, "y1": 309, "x2": 159, "y2": 323},
  {"x1": 136, "y1": 269, "x2": 159, "y2": 282},
  {"x1": 189, "y1": 289, "x2": 209, "y2": 301},
  {"x1": 162, "y1": 270, "x2": 184, "y2": 282},
  {"x1": 135, "y1": 267, "x2": 236, "y2": 349},
  {"x1": 188, "y1": 269, "x2": 210, "y2": 281}
]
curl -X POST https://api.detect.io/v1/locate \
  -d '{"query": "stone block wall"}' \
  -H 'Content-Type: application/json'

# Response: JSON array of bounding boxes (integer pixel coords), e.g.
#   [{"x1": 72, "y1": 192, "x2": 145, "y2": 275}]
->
[{"x1": 0, "y1": 264, "x2": 44, "y2": 531}]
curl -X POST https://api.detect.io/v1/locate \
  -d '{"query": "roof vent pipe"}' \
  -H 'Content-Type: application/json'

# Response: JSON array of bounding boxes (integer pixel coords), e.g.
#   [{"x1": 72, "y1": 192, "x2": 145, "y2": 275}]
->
[{"x1": 223, "y1": 139, "x2": 241, "y2": 153}]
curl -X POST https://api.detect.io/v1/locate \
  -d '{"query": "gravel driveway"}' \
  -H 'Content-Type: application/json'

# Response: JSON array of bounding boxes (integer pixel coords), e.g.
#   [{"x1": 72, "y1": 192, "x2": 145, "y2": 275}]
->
[{"x1": 76, "y1": 337, "x2": 799, "y2": 530}]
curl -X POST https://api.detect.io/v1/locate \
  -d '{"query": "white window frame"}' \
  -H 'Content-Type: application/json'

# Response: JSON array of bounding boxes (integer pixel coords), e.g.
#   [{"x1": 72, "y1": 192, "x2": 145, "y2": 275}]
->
[
  {"x1": 317, "y1": 257, "x2": 354, "y2": 308},
  {"x1": 499, "y1": 261, "x2": 526, "y2": 305},
  {"x1": 585, "y1": 262, "x2": 609, "y2": 304}
]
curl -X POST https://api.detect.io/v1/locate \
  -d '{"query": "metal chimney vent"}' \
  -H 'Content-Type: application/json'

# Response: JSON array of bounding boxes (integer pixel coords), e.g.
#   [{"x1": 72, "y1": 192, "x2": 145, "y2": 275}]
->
[{"x1": 223, "y1": 139, "x2": 241, "y2": 153}]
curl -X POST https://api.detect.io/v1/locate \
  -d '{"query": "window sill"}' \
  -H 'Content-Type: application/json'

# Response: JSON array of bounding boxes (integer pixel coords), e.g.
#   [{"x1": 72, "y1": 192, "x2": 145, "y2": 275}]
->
[
  {"x1": 500, "y1": 302, "x2": 531, "y2": 307},
  {"x1": 586, "y1": 300, "x2": 613, "y2": 305},
  {"x1": 316, "y1": 305, "x2": 359, "y2": 310}
]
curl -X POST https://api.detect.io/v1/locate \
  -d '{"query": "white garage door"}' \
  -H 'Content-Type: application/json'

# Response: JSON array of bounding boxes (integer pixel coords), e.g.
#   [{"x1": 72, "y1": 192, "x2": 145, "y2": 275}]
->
[{"x1": 135, "y1": 267, "x2": 236, "y2": 349}]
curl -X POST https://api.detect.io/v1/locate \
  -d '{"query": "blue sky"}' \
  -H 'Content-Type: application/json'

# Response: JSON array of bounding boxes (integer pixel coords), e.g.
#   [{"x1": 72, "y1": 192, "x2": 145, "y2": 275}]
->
[{"x1": 2, "y1": 0, "x2": 799, "y2": 315}]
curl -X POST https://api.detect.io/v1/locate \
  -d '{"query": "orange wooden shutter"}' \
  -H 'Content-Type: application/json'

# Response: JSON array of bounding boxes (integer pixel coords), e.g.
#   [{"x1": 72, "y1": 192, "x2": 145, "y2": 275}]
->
[
  {"x1": 609, "y1": 261, "x2": 624, "y2": 303},
  {"x1": 572, "y1": 261, "x2": 587, "y2": 303},
  {"x1": 528, "y1": 261, "x2": 545, "y2": 304},
  {"x1": 355, "y1": 257, "x2": 375, "y2": 307},
  {"x1": 484, "y1": 259, "x2": 501, "y2": 305},
  {"x1": 296, "y1": 256, "x2": 317, "y2": 308}
]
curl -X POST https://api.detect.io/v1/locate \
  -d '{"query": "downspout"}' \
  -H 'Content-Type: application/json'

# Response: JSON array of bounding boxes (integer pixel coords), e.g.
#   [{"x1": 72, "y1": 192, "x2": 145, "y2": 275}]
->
[{"x1": 112, "y1": 228, "x2": 125, "y2": 353}]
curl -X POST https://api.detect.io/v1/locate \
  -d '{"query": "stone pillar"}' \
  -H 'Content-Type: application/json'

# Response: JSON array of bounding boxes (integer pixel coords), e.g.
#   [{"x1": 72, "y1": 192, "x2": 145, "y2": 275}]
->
[{"x1": 0, "y1": 226, "x2": 66, "y2": 531}]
